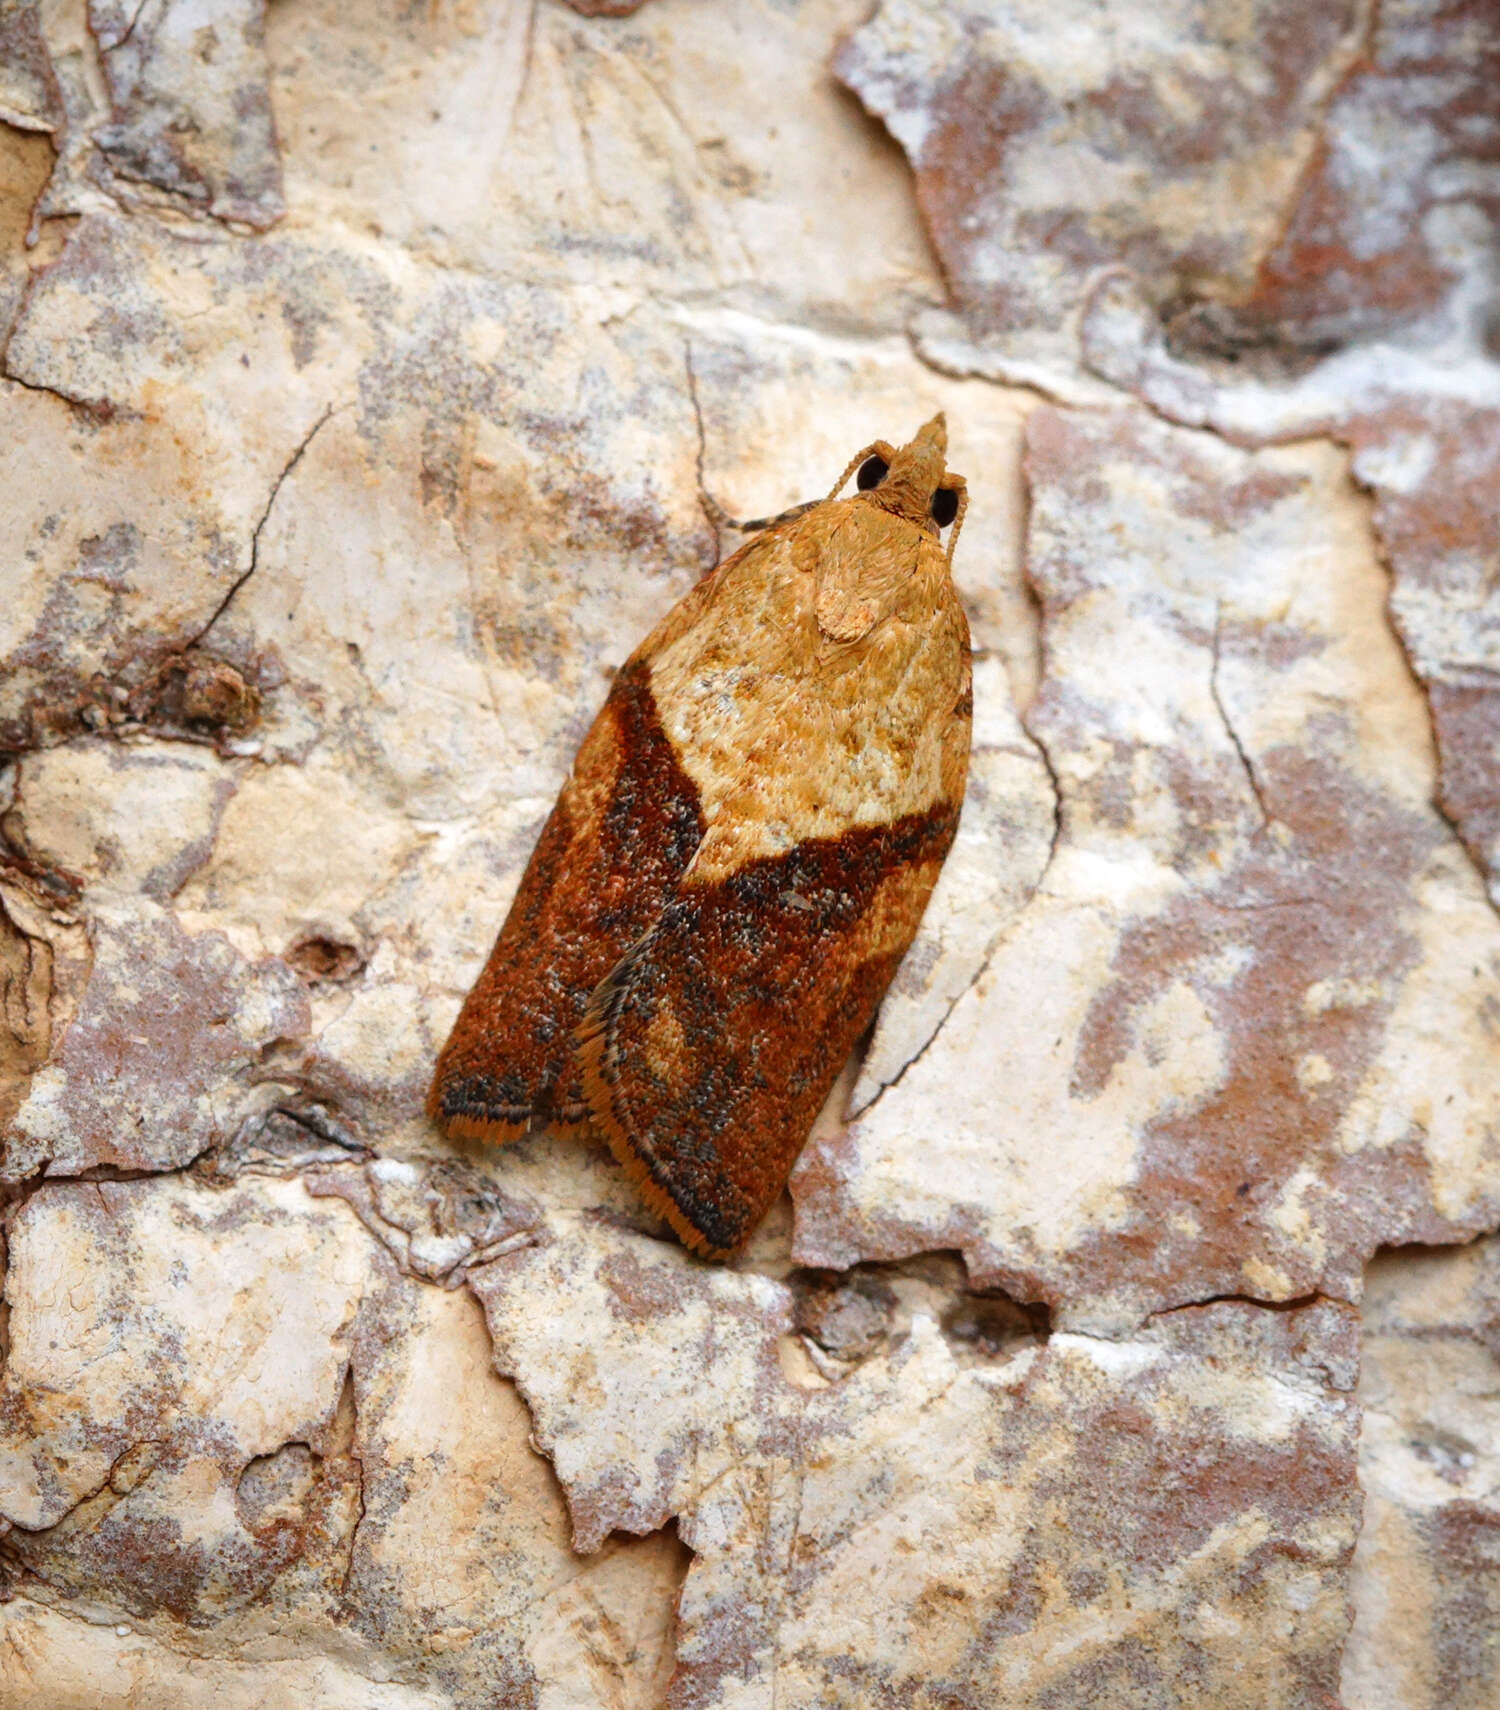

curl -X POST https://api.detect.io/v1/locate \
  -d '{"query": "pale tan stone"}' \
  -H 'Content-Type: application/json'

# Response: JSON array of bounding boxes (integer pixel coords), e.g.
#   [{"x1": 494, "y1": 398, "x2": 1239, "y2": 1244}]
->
[
  {"x1": 794, "y1": 407, "x2": 1500, "y2": 1327},
  {"x1": 3, "y1": 0, "x2": 1498, "y2": 1702},
  {"x1": 472, "y1": 1214, "x2": 1360, "y2": 1707},
  {"x1": 1343, "y1": 1238, "x2": 1500, "y2": 1710}
]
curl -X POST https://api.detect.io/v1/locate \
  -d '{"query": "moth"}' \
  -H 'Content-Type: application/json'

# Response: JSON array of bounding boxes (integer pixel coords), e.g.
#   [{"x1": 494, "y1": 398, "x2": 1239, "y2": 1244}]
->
[{"x1": 429, "y1": 414, "x2": 972, "y2": 1257}]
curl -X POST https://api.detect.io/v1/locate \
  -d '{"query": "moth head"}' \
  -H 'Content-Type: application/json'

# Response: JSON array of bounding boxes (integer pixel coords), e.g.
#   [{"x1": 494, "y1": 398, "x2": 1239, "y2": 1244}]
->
[{"x1": 831, "y1": 413, "x2": 968, "y2": 568}]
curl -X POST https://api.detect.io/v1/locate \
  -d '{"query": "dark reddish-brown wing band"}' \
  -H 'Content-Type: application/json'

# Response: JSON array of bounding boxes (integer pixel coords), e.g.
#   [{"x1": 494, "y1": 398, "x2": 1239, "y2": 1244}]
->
[
  {"x1": 575, "y1": 807, "x2": 959, "y2": 1256},
  {"x1": 428, "y1": 660, "x2": 704, "y2": 1138}
]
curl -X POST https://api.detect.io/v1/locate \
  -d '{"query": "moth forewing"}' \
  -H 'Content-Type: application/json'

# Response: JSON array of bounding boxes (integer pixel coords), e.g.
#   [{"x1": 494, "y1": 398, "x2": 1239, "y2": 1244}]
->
[{"x1": 430, "y1": 413, "x2": 972, "y2": 1257}]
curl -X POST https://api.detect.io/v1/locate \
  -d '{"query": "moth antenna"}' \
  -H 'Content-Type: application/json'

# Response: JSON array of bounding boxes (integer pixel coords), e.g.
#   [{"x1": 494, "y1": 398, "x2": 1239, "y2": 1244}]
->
[
  {"x1": 698, "y1": 489, "x2": 739, "y2": 532},
  {"x1": 944, "y1": 480, "x2": 969, "y2": 572},
  {"x1": 735, "y1": 499, "x2": 820, "y2": 533},
  {"x1": 827, "y1": 439, "x2": 899, "y2": 501}
]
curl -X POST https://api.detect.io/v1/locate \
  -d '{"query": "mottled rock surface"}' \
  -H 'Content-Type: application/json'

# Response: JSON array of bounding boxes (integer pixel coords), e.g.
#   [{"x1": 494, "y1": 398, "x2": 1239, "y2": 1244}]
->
[
  {"x1": 1344, "y1": 1236, "x2": 1500, "y2": 1710},
  {"x1": 794, "y1": 406, "x2": 1500, "y2": 1326},
  {"x1": 2, "y1": 0, "x2": 1498, "y2": 1704}
]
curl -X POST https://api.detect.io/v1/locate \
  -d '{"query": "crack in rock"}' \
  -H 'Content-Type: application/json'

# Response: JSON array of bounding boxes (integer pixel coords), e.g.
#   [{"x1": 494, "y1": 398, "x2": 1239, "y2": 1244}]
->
[{"x1": 188, "y1": 404, "x2": 342, "y2": 650}]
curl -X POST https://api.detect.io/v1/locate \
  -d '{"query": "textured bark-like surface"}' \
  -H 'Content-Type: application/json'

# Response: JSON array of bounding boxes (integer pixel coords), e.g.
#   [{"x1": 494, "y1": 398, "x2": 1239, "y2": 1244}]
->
[
  {"x1": 0, "y1": 1174, "x2": 685, "y2": 1705},
  {"x1": 1, "y1": 889, "x2": 308, "y2": 1180},
  {"x1": 838, "y1": 0, "x2": 1367, "y2": 379},
  {"x1": 88, "y1": 0, "x2": 284, "y2": 227},
  {"x1": 2, "y1": 0, "x2": 1498, "y2": 1703},
  {"x1": 1174, "y1": 0, "x2": 1500, "y2": 355},
  {"x1": 1001, "y1": 0, "x2": 1500, "y2": 933},
  {"x1": 473, "y1": 1217, "x2": 1361, "y2": 1707},
  {"x1": 0, "y1": 0, "x2": 63, "y2": 132},
  {"x1": 1080, "y1": 321, "x2": 1500, "y2": 933},
  {"x1": 1352, "y1": 403, "x2": 1500, "y2": 909},
  {"x1": 1343, "y1": 1237, "x2": 1500, "y2": 1710},
  {"x1": 794, "y1": 404, "x2": 1500, "y2": 1325}
]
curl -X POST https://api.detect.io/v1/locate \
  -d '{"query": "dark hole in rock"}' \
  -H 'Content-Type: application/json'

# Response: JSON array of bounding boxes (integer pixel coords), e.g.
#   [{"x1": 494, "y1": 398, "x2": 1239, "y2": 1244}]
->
[
  {"x1": 285, "y1": 935, "x2": 365, "y2": 983},
  {"x1": 792, "y1": 1268, "x2": 897, "y2": 1361},
  {"x1": 941, "y1": 1292, "x2": 1051, "y2": 1361},
  {"x1": 125, "y1": 652, "x2": 261, "y2": 735},
  {"x1": 1159, "y1": 297, "x2": 1342, "y2": 380},
  {"x1": 236, "y1": 1442, "x2": 318, "y2": 1532}
]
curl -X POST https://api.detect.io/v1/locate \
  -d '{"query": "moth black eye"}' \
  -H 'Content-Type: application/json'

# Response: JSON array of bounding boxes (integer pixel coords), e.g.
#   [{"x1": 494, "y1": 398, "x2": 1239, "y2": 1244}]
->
[
  {"x1": 856, "y1": 455, "x2": 889, "y2": 490},
  {"x1": 930, "y1": 487, "x2": 960, "y2": 528}
]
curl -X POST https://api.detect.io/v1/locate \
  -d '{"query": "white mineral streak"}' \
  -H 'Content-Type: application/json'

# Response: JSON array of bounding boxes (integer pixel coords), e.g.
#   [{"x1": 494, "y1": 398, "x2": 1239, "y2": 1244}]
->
[{"x1": 2, "y1": 0, "x2": 1498, "y2": 1703}]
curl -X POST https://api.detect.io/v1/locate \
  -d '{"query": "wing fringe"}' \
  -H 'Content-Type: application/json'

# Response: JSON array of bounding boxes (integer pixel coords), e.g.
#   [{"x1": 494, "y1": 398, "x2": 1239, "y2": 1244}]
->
[
  {"x1": 574, "y1": 958, "x2": 734, "y2": 1261},
  {"x1": 426, "y1": 1086, "x2": 588, "y2": 1146}
]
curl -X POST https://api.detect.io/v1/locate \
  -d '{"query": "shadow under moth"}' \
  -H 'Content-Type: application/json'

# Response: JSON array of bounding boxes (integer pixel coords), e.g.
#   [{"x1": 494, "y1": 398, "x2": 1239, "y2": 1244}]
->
[{"x1": 429, "y1": 414, "x2": 972, "y2": 1258}]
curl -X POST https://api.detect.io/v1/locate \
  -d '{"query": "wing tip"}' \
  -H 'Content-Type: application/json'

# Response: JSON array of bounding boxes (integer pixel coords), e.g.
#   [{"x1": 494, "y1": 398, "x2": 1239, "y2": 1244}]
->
[
  {"x1": 575, "y1": 989, "x2": 738, "y2": 1262},
  {"x1": 426, "y1": 1072, "x2": 533, "y2": 1147}
]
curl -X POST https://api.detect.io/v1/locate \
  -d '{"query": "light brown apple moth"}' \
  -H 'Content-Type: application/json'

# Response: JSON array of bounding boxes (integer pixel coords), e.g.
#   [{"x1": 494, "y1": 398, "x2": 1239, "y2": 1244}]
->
[{"x1": 431, "y1": 414, "x2": 971, "y2": 1257}]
